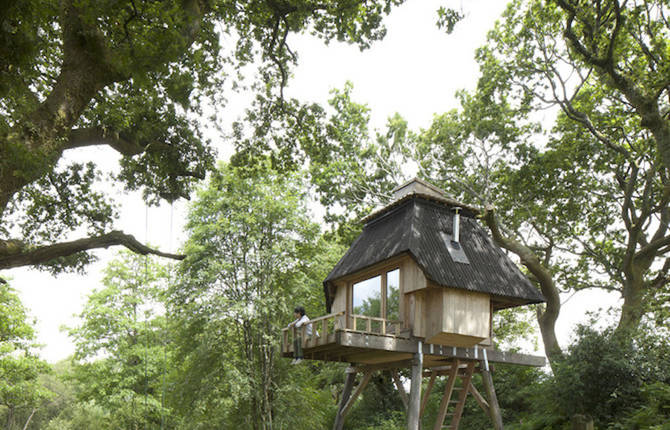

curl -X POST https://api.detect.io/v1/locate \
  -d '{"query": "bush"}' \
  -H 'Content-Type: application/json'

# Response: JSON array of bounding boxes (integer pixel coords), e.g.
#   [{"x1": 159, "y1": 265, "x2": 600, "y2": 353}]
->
[{"x1": 549, "y1": 323, "x2": 670, "y2": 428}]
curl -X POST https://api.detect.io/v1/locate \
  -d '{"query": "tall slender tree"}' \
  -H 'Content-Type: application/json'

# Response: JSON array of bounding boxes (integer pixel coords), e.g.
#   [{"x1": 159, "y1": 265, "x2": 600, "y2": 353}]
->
[
  {"x1": 170, "y1": 162, "x2": 337, "y2": 429},
  {"x1": 68, "y1": 251, "x2": 172, "y2": 428}
]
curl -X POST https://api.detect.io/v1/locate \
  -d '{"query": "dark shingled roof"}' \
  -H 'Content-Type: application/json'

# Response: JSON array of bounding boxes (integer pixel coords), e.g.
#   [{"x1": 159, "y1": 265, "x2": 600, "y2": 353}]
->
[{"x1": 324, "y1": 196, "x2": 545, "y2": 311}]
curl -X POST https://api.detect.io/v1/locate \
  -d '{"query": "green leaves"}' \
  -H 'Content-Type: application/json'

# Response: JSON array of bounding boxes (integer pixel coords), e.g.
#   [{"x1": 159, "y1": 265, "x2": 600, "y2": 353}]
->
[
  {"x1": 169, "y1": 162, "x2": 339, "y2": 428},
  {"x1": 67, "y1": 251, "x2": 173, "y2": 428},
  {"x1": 0, "y1": 283, "x2": 53, "y2": 422},
  {"x1": 1, "y1": 0, "x2": 407, "y2": 273}
]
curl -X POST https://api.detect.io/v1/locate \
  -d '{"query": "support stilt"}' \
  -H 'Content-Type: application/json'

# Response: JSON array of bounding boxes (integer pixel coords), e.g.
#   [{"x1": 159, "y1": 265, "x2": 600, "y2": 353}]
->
[
  {"x1": 331, "y1": 354, "x2": 505, "y2": 430},
  {"x1": 407, "y1": 342, "x2": 423, "y2": 430},
  {"x1": 333, "y1": 367, "x2": 356, "y2": 430},
  {"x1": 467, "y1": 383, "x2": 490, "y2": 413},
  {"x1": 420, "y1": 371, "x2": 437, "y2": 419},
  {"x1": 340, "y1": 371, "x2": 372, "y2": 418},
  {"x1": 480, "y1": 366, "x2": 503, "y2": 430},
  {"x1": 392, "y1": 371, "x2": 409, "y2": 410}
]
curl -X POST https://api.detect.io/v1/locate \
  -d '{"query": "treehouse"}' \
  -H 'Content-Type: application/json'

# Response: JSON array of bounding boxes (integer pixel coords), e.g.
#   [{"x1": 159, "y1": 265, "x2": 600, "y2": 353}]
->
[{"x1": 281, "y1": 178, "x2": 546, "y2": 430}]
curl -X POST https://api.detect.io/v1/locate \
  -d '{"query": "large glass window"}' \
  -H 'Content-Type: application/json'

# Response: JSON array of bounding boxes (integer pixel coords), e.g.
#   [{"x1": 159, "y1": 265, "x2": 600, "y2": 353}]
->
[
  {"x1": 352, "y1": 275, "x2": 381, "y2": 317},
  {"x1": 386, "y1": 269, "x2": 399, "y2": 320}
]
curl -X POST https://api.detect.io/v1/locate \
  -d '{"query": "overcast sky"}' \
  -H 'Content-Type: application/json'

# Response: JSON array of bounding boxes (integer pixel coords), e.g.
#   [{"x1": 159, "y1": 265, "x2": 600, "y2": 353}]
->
[{"x1": 7, "y1": 0, "x2": 620, "y2": 363}]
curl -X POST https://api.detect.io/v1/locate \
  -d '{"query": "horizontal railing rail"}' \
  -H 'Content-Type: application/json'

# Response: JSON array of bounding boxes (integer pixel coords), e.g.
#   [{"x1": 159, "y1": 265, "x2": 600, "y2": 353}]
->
[
  {"x1": 347, "y1": 314, "x2": 404, "y2": 337},
  {"x1": 281, "y1": 312, "x2": 408, "y2": 354},
  {"x1": 282, "y1": 311, "x2": 345, "y2": 353}
]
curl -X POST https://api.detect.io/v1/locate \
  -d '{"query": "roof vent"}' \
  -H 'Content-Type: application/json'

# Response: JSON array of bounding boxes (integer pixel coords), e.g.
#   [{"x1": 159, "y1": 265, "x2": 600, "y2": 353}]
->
[{"x1": 392, "y1": 177, "x2": 447, "y2": 201}]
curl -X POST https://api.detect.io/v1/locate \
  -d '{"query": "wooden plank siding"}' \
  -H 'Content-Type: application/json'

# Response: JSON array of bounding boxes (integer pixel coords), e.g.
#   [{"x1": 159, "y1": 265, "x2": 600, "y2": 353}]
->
[{"x1": 424, "y1": 285, "x2": 490, "y2": 347}]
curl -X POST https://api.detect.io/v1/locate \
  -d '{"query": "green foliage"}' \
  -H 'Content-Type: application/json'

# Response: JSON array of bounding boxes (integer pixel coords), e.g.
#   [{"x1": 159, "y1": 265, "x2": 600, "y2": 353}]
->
[
  {"x1": 0, "y1": 0, "x2": 407, "y2": 273},
  {"x1": 67, "y1": 252, "x2": 173, "y2": 429},
  {"x1": 550, "y1": 324, "x2": 670, "y2": 427},
  {"x1": 613, "y1": 382, "x2": 670, "y2": 430},
  {"x1": 346, "y1": 372, "x2": 405, "y2": 430},
  {"x1": 44, "y1": 401, "x2": 112, "y2": 430},
  {"x1": 232, "y1": 82, "x2": 409, "y2": 246},
  {"x1": 0, "y1": 283, "x2": 53, "y2": 429},
  {"x1": 499, "y1": 322, "x2": 670, "y2": 429},
  {"x1": 171, "y1": 162, "x2": 335, "y2": 429}
]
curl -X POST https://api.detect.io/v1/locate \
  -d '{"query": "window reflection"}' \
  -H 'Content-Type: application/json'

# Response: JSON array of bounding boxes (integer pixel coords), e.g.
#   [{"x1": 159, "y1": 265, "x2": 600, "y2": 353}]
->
[
  {"x1": 386, "y1": 269, "x2": 399, "y2": 320},
  {"x1": 352, "y1": 275, "x2": 381, "y2": 317}
]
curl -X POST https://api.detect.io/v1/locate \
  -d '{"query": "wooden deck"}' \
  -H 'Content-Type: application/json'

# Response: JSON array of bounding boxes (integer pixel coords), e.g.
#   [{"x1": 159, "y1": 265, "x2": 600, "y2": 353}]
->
[{"x1": 281, "y1": 313, "x2": 545, "y2": 367}]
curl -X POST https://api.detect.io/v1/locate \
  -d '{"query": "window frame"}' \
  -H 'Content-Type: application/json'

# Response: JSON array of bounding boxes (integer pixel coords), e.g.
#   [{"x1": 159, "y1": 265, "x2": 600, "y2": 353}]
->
[{"x1": 348, "y1": 263, "x2": 401, "y2": 321}]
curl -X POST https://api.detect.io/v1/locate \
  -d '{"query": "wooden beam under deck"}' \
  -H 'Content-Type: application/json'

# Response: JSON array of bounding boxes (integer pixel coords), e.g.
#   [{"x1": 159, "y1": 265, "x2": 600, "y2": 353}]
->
[
  {"x1": 282, "y1": 330, "x2": 546, "y2": 367},
  {"x1": 339, "y1": 331, "x2": 546, "y2": 366}
]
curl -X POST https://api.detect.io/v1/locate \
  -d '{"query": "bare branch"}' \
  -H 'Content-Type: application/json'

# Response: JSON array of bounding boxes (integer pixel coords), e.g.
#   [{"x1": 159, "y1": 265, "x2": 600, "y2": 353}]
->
[{"x1": 0, "y1": 231, "x2": 185, "y2": 271}]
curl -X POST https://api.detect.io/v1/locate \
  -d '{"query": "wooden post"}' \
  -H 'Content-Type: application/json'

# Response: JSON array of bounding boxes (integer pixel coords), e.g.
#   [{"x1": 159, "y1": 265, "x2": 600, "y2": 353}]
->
[
  {"x1": 480, "y1": 366, "x2": 503, "y2": 430},
  {"x1": 340, "y1": 371, "x2": 373, "y2": 418},
  {"x1": 407, "y1": 341, "x2": 423, "y2": 430},
  {"x1": 420, "y1": 372, "x2": 436, "y2": 418},
  {"x1": 392, "y1": 371, "x2": 408, "y2": 410},
  {"x1": 334, "y1": 367, "x2": 356, "y2": 430}
]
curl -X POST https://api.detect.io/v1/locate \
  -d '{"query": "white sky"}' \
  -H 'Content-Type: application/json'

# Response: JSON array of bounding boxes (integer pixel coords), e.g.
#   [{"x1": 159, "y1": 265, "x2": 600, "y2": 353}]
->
[{"x1": 5, "y1": 0, "x2": 620, "y2": 363}]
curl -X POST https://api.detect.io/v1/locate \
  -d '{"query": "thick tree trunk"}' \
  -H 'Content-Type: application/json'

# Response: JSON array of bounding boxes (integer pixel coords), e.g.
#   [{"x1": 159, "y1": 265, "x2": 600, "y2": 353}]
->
[
  {"x1": 618, "y1": 257, "x2": 652, "y2": 333},
  {"x1": 483, "y1": 208, "x2": 563, "y2": 366},
  {"x1": 619, "y1": 282, "x2": 643, "y2": 333}
]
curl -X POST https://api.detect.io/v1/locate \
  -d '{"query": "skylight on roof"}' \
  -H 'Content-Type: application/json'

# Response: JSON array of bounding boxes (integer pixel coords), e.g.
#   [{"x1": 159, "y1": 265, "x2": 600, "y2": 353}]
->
[{"x1": 439, "y1": 231, "x2": 470, "y2": 265}]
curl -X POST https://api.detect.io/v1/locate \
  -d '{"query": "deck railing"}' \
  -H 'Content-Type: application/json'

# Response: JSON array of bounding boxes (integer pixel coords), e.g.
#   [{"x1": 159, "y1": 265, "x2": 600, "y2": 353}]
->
[
  {"x1": 347, "y1": 314, "x2": 404, "y2": 336},
  {"x1": 281, "y1": 312, "x2": 406, "y2": 354},
  {"x1": 282, "y1": 311, "x2": 345, "y2": 353}
]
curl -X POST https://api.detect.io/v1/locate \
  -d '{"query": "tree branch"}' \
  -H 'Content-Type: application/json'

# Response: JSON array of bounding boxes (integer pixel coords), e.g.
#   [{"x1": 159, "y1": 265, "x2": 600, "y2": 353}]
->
[
  {"x1": 635, "y1": 234, "x2": 670, "y2": 261},
  {"x1": 0, "y1": 231, "x2": 185, "y2": 271},
  {"x1": 67, "y1": 127, "x2": 145, "y2": 156},
  {"x1": 482, "y1": 206, "x2": 562, "y2": 361}
]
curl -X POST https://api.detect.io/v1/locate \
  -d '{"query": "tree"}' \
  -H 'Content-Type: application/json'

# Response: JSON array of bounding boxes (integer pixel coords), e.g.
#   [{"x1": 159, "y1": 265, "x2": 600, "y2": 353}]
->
[
  {"x1": 170, "y1": 162, "x2": 337, "y2": 429},
  {"x1": 551, "y1": 0, "x2": 670, "y2": 175},
  {"x1": 231, "y1": 83, "x2": 412, "y2": 244},
  {"x1": 477, "y1": 0, "x2": 670, "y2": 333},
  {"x1": 412, "y1": 0, "x2": 670, "y2": 364},
  {"x1": 67, "y1": 251, "x2": 172, "y2": 429},
  {"x1": 0, "y1": 0, "x2": 407, "y2": 274},
  {"x1": 0, "y1": 283, "x2": 52, "y2": 430}
]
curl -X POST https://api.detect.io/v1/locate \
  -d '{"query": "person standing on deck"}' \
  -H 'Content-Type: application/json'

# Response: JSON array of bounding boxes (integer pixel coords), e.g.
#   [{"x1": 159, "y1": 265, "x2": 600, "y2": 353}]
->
[{"x1": 288, "y1": 306, "x2": 312, "y2": 364}]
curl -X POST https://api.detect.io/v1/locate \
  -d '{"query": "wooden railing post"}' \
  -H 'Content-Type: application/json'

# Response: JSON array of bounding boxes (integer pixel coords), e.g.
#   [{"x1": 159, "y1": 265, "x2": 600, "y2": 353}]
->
[{"x1": 322, "y1": 319, "x2": 327, "y2": 345}]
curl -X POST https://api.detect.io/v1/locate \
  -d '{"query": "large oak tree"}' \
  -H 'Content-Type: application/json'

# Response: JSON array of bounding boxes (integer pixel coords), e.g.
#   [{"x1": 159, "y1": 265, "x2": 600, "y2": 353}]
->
[
  {"x1": 416, "y1": 0, "x2": 670, "y2": 363},
  {"x1": 0, "y1": 0, "x2": 404, "y2": 274}
]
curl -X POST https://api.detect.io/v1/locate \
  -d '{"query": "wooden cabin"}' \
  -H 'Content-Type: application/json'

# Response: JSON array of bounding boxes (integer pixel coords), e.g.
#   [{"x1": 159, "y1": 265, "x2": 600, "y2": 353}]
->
[
  {"x1": 283, "y1": 178, "x2": 544, "y2": 365},
  {"x1": 281, "y1": 178, "x2": 546, "y2": 430}
]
